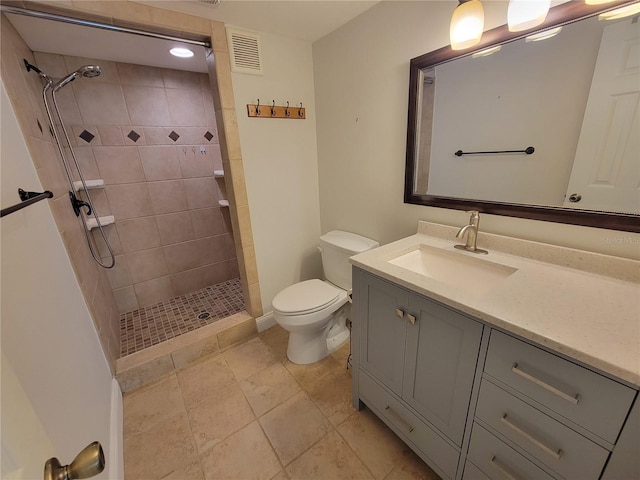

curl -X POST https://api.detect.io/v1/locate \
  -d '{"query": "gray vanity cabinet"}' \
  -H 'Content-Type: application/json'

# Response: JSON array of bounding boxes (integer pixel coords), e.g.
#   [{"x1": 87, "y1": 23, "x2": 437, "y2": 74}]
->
[{"x1": 354, "y1": 268, "x2": 484, "y2": 479}]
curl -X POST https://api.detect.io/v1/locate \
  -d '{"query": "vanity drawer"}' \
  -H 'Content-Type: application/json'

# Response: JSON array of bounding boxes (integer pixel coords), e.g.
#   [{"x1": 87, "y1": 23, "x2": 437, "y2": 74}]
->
[
  {"x1": 476, "y1": 379, "x2": 609, "y2": 480},
  {"x1": 359, "y1": 371, "x2": 459, "y2": 479},
  {"x1": 468, "y1": 423, "x2": 555, "y2": 480},
  {"x1": 484, "y1": 330, "x2": 634, "y2": 443}
]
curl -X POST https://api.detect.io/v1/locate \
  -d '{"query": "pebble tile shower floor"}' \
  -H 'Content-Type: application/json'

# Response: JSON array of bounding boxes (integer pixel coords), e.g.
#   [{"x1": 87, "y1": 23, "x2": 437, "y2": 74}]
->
[{"x1": 120, "y1": 278, "x2": 245, "y2": 356}]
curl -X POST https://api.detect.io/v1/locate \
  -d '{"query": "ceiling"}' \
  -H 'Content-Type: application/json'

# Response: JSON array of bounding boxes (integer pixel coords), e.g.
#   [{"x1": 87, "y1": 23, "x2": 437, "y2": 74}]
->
[{"x1": 4, "y1": 1, "x2": 379, "y2": 74}]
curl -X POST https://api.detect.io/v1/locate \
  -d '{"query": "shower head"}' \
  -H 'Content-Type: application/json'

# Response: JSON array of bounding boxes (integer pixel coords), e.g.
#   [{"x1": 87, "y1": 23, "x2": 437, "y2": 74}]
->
[{"x1": 52, "y1": 65, "x2": 101, "y2": 92}]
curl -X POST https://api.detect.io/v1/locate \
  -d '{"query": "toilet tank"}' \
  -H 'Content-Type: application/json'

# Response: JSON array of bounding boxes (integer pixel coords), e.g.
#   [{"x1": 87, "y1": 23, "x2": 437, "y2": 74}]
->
[{"x1": 319, "y1": 230, "x2": 379, "y2": 290}]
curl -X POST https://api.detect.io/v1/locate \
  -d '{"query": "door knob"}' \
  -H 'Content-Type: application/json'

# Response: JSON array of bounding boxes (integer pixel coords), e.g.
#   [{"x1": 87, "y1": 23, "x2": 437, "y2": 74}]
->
[
  {"x1": 44, "y1": 441, "x2": 105, "y2": 480},
  {"x1": 395, "y1": 308, "x2": 404, "y2": 318},
  {"x1": 406, "y1": 314, "x2": 416, "y2": 325},
  {"x1": 568, "y1": 193, "x2": 582, "y2": 203}
]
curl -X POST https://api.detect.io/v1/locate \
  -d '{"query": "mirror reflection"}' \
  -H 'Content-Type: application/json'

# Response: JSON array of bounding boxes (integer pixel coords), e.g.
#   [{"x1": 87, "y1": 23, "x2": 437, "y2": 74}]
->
[{"x1": 413, "y1": 14, "x2": 640, "y2": 215}]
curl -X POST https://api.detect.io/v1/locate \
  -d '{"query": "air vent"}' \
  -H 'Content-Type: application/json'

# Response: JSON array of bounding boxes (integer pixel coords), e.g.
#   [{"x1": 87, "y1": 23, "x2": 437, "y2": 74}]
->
[{"x1": 226, "y1": 27, "x2": 263, "y2": 76}]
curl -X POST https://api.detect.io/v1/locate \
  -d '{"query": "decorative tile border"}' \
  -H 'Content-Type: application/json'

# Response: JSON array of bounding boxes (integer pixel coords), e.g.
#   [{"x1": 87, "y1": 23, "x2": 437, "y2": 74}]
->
[{"x1": 120, "y1": 277, "x2": 245, "y2": 356}]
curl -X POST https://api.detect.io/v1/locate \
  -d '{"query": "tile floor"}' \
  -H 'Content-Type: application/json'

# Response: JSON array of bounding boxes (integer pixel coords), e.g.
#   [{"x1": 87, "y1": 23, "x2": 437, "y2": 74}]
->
[
  {"x1": 120, "y1": 278, "x2": 245, "y2": 356},
  {"x1": 123, "y1": 325, "x2": 442, "y2": 480}
]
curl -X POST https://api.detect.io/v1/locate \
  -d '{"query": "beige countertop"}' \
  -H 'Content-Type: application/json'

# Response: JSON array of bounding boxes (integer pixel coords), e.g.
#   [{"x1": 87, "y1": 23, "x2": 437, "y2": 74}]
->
[{"x1": 350, "y1": 221, "x2": 640, "y2": 388}]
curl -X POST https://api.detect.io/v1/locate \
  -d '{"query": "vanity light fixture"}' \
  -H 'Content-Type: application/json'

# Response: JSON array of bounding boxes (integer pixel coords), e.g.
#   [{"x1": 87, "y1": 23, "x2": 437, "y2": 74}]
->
[
  {"x1": 169, "y1": 47, "x2": 194, "y2": 58},
  {"x1": 525, "y1": 26, "x2": 562, "y2": 42},
  {"x1": 598, "y1": 2, "x2": 640, "y2": 19},
  {"x1": 471, "y1": 45, "x2": 502, "y2": 58},
  {"x1": 508, "y1": 0, "x2": 551, "y2": 32},
  {"x1": 450, "y1": 0, "x2": 485, "y2": 50}
]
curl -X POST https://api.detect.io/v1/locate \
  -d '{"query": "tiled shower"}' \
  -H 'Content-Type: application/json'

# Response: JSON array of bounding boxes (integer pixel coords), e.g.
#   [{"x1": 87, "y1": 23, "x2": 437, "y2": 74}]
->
[{"x1": 34, "y1": 52, "x2": 245, "y2": 355}]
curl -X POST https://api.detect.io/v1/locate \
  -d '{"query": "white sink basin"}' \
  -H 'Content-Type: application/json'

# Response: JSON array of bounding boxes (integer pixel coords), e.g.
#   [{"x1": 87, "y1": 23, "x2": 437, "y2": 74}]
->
[{"x1": 388, "y1": 244, "x2": 517, "y2": 295}]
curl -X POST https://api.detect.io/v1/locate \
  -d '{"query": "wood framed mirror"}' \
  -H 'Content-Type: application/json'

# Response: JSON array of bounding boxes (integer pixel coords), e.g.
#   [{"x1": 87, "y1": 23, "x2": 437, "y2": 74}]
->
[{"x1": 404, "y1": 0, "x2": 640, "y2": 233}]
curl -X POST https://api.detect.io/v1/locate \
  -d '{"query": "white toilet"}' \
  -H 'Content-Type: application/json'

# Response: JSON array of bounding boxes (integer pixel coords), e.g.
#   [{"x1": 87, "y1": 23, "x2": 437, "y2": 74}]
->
[{"x1": 272, "y1": 230, "x2": 379, "y2": 364}]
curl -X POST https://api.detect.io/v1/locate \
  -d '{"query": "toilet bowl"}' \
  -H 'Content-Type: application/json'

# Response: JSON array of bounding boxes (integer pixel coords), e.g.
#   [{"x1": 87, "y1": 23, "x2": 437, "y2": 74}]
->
[{"x1": 272, "y1": 230, "x2": 379, "y2": 364}]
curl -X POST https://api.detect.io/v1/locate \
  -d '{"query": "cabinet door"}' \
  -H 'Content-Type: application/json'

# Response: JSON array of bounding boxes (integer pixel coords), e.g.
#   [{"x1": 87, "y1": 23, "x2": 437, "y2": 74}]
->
[
  {"x1": 403, "y1": 293, "x2": 483, "y2": 446},
  {"x1": 358, "y1": 271, "x2": 409, "y2": 395}
]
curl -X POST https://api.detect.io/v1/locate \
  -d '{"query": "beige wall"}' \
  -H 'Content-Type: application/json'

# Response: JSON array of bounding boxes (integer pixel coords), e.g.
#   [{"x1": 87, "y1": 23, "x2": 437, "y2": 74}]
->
[
  {"x1": 34, "y1": 52, "x2": 239, "y2": 312},
  {"x1": 230, "y1": 29, "x2": 322, "y2": 313},
  {"x1": 313, "y1": 1, "x2": 640, "y2": 260}
]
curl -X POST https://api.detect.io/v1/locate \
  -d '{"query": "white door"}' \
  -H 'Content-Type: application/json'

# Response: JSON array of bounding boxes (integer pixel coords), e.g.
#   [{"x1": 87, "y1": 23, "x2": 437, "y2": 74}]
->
[{"x1": 564, "y1": 18, "x2": 640, "y2": 213}]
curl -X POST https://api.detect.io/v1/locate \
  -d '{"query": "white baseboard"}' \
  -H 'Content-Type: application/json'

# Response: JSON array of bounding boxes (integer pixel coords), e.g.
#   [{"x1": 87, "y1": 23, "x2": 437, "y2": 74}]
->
[
  {"x1": 256, "y1": 311, "x2": 276, "y2": 332},
  {"x1": 109, "y1": 378, "x2": 124, "y2": 479}
]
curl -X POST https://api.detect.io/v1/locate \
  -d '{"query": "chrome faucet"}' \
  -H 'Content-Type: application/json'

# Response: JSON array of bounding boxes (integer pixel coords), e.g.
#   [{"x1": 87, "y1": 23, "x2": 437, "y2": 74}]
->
[{"x1": 455, "y1": 211, "x2": 488, "y2": 254}]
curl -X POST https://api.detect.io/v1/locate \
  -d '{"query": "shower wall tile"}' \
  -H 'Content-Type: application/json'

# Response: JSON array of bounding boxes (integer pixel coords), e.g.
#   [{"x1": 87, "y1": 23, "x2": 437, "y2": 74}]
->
[
  {"x1": 166, "y1": 88, "x2": 207, "y2": 126},
  {"x1": 94, "y1": 224, "x2": 123, "y2": 257},
  {"x1": 197, "y1": 235, "x2": 230, "y2": 266},
  {"x1": 191, "y1": 208, "x2": 225, "y2": 238},
  {"x1": 94, "y1": 146, "x2": 146, "y2": 184},
  {"x1": 123, "y1": 85, "x2": 171, "y2": 126},
  {"x1": 117, "y1": 217, "x2": 162, "y2": 253},
  {"x1": 164, "y1": 240, "x2": 203, "y2": 274},
  {"x1": 148, "y1": 180, "x2": 189, "y2": 214},
  {"x1": 105, "y1": 255, "x2": 133, "y2": 290},
  {"x1": 73, "y1": 125, "x2": 102, "y2": 145},
  {"x1": 33, "y1": 51, "x2": 68, "y2": 79},
  {"x1": 126, "y1": 248, "x2": 169, "y2": 284},
  {"x1": 178, "y1": 147, "x2": 215, "y2": 178},
  {"x1": 134, "y1": 276, "x2": 175, "y2": 308},
  {"x1": 142, "y1": 127, "x2": 175, "y2": 145},
  {"x1": 104, "y1": 183, "x2": 153, "y2": 220},
  {"x1": 84, "y1": 188, "x2": 112, "y2": 217},
  {"x1": 98, "y1": 125, "x2": 125, "y2": 146},
  {"x1": 114, "y1": 285, "x2": 140, "y2": 312},
  {"x1": 184, "y1": 177, "x2": 218, "y2": 210},
  {"x1": 71, "y1": 146, "x2": 101, "y2": 180},
  {"x1": 74, "y1": 82, "x2": 130, "y2": 125},
  {"x1": 52, "y1": 87, "x2": 84, "y2": 127},
  {"x1": 156, "y1": 212, "x2": 195, "y2": 246},
  {"x1": 117, "y1": 63, "x2": 164, "y2": 88},
  {"x1": 163, "y1": 69, "x2": 202, "y2": 90},
  {"x1": 123, "y1": 127, "x2": 145, "y2": 146},
  {"x1": 139, "y1": 146, "x2": 182, "y2": 181}
]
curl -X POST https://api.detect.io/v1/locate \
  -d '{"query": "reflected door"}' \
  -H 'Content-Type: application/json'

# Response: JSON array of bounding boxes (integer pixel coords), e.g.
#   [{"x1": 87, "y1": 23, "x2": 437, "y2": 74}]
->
[{"x1": 565, "y1": 18, "x2": 640, "y2": 213}]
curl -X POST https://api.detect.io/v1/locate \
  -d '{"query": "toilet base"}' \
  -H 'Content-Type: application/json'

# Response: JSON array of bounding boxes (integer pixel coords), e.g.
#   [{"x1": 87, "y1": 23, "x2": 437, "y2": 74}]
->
[{"x1": 286, "y1": 311, "x2": 350, "y2": 365}]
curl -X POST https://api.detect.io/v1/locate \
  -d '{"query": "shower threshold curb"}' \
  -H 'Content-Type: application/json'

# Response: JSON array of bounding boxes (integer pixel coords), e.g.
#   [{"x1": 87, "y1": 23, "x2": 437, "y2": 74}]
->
[{"x1": 115, "y1": 311, "x2": 255, "y2": 393}]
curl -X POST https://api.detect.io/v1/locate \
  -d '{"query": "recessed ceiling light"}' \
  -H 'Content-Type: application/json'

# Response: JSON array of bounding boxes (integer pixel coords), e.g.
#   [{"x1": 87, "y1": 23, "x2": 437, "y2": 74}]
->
[{"x1": 170, "y1": 47, "x2": 194, "y2": 58}]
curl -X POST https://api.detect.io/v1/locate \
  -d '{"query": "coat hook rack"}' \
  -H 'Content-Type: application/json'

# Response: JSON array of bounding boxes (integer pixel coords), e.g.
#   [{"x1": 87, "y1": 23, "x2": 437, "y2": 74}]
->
[
  {"x1": 247, "y1": 99, "x2": 306, "y2": 119},
  {"x1": 454, "y1": 146, "x2": 535, "y2": 157}
]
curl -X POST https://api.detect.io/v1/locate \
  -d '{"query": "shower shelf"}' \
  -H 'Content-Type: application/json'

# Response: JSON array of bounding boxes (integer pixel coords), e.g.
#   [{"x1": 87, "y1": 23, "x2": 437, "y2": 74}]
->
[
  {"x1": 218, "y1": 199, "x2": 229, "y2": 207},
  {"x1": 73, "y1": 179, "x2": 105, "y2": 191},
  {"x1": 214, "y1": 170, "x2": 224, "y2": 178},
  {"x1": 86, "y1": 215, "x2": 115, "y2": 230}
]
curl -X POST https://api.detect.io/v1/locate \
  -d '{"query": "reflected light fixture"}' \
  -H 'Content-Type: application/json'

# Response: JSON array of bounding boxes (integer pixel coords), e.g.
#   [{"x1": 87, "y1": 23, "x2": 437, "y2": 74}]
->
[
  {"x1": 450, "y1": 0, "x2": 485, "y2": 50},
  {"x1": 599, "y1": 2, "x2": 640, "y2": 19},
  {"x1": 525, "y1": 26, "x2": 562, "y2": 42},
  {"x1": 508, "y1": 0, "x2": 551, "y2": 32},
  {"x1": 471, "y1": 45, "x2": 502, "y2": 58},
  {"x1": 170, "y1": 47, "x2": 194, "y2": 58}
]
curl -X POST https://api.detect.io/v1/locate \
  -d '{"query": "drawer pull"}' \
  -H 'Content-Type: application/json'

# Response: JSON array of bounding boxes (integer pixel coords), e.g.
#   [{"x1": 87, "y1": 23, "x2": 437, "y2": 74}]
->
[
  {"x1": 406, "y1": 314, "x2": 416, "y2": 325},
  {"x1": 395, "y1": 309, "x2": 404, "y2": 318},
  {"x1": 511, "y1": 363, "x2": 580, "y2": 405},
  {"x1": 501, "y1": 414, "x2": 564, "y2": 460},
  {"x1": 384, "y1": 405, "x2": 414, "y2": 433},
  {"x1": 489, "y1": 456, "x2": 519, "y2": 480}
]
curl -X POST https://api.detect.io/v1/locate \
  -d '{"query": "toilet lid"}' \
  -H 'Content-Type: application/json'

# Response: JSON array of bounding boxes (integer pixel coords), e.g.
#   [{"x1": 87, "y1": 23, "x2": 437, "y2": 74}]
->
[{"x1": 272, "y1": 279, "x2": 340, "y2": 315}]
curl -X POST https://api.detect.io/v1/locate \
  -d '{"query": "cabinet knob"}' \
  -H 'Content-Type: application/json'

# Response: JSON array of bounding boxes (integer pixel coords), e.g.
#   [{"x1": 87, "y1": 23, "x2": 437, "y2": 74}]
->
[
  {"x1": 406, "y1": 314, "x2": 416, "y2": 325},
  {"x1": 395, "y1": 309, "x2": 404, "y2": 318}
]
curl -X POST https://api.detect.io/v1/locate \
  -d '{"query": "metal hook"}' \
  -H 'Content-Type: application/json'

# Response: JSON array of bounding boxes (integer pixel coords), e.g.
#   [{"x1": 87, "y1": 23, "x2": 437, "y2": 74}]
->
[
  {"x1": 285, "y1": 101, "x2": 290, "y2": 117},
  {"x1": 271, "y1": 100, "x2": 276, "y2": 116},
  {"x1": 298, "y1": 102, "x2": 304, "y2": 118},
  {"x1": 256, "y1": 99, "x2": 261, "y2": 115}
]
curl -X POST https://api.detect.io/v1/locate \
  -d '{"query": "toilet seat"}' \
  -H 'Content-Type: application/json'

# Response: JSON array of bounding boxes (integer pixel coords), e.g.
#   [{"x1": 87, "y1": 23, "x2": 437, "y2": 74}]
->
[{"x1": 272, "y1": 279, "x2": 342, "y2": 315}]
